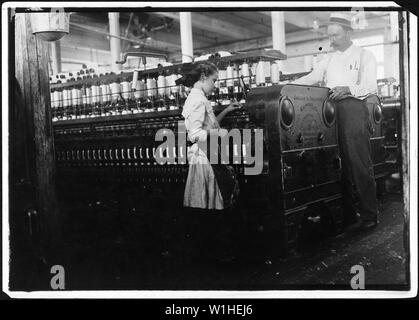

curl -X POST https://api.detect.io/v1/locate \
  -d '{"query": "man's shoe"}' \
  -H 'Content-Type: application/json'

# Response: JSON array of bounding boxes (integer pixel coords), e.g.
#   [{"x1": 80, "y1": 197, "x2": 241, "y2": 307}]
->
[
  {"x1": 342, "y1": 212, "x2": 361, "y2": 228},
  {"x1": 345, "y1": 218, "x2": 378, "y2": 232},
  {"x1": 345, "y1": 219, "x2": 363, "y2": 232}
]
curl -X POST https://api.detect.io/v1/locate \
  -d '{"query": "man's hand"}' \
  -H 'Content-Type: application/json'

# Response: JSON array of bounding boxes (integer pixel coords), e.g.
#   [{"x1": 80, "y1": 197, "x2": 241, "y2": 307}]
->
[
  {"x1": 218, "y1": 128, "x2": 229, "y2": 138},
  {"x1": 329, "y1": 86, "x2": 351, "y2": 100}
]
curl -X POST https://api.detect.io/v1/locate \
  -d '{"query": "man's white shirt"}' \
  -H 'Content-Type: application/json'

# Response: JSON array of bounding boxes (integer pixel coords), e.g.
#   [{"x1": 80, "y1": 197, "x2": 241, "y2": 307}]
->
[{"x1": 293, "y1": 44, "x2": 378, "y2": 97}]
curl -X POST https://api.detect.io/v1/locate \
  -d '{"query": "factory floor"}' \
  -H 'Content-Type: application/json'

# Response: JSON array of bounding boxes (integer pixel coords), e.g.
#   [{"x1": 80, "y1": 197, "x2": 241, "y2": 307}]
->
[{"x1": 9, "y1": 178, "x2": 409, "y2": 292}]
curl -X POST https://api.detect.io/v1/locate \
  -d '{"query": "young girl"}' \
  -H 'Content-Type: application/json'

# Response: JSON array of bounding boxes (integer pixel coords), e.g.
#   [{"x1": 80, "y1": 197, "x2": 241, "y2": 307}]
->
[
  {"x1": 177, "y1": 61, "x2": 240, "y2": 210},
  {"x1": 177, "y1": 61, "x2": 241, "y2": 262}
]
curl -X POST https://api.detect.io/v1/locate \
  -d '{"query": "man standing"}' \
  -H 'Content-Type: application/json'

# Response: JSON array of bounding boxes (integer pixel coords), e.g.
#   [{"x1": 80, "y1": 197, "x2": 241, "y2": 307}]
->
[{"x1": 293, "y1": 12, "x2": 379, "y2": 230}]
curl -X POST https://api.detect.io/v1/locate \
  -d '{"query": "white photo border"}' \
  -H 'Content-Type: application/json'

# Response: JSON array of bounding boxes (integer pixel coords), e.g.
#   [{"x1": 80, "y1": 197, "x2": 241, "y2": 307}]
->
[{"x1": 2, "y1": 1, "x2": 417, "y2": 299}]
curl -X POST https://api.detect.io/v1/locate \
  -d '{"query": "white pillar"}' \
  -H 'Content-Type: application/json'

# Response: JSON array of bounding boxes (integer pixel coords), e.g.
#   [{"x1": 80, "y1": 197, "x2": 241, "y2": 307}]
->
[
  {"x1": 179, "y1": 12, "x2": 193, "y2": 63},
  {"x1": 271, "y1": 12, "x2": 286, "y2": 69},
  {"x1": 50, "y1": 40, "x2": 61, "y2": 74},
  {"x1": 389, "y1": 11, "x2": 399, "y2": 42},
  {"x1": 108, "y1": 12, "x2": 122, "y2": 73},
  {"x1": 383, "y1": 12, "x2": 399, "y2": 81}
]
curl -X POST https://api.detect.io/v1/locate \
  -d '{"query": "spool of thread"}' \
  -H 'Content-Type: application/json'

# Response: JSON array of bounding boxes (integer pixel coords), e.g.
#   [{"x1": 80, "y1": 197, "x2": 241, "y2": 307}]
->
[
  {"x1": 157, "y1": 75, "x2": 166, "y2": 96},
  {"x1": 77, "y1": 87, "x2": 83, "y2": 105},
  {"x1": 240, "y1": 63, "x2": 250, "y2": 85},
  {"x1": 165, "y1": 75, "x2": 172, "y2": 96},
  {"x1": 100, "y1": 83, "x2": 108, "y2": 102},
  {"x1": 152, "y1": 78, "x2": 158, "y2": 96},
  {"x1": 57, "y1": 90, "x2": 63, "y2": 108},
  {"x1": 147, "y1": 78, "x2": 155, "y2": 97},
  {"x1": 91, "y1": 85, "x2": 100, "y2": 104},
  {"x1": 121, "y1": 81, "x2": 131, "y2": 100},
  {"x1": 62, "y1": 89, "x2": 71, "y2": 107},
  {"x1": 50, "y1": 90, "x2": 55, "y2": 109},
  {"x1": 233, "y1": 66, "x2": 240, "y2": 93},
  {"x1": 132, "y1": 70, "x2": 139, "y2": 90},
  {"x1": 52, "y1": 90, "x2": 60, "y2": 108},
  {"x1": 85, "y1": 86, "x2": 91, "y2": 105},
  {"x1": 226, "y1": 65, "x2": 234, "y2": 87},
  {"x1": 233, "y1": 66, "x2": 239, "y2": 82},
  {"x1": 134, "y1": 80, "x2": 144, "y2": 99},
  {"x1": 255, "y1": 62, "x2": 265, "y2": 85},
  {"x1": 105, "y1": 83, "x2": 112, "y2": 102},
  {"x1": 81, "y1": 87, "x2": 87, "y2": 105},
  {"x1": 71, "y1": 87, "x2": 79, "y2": 106},
  {"x1": 218, "y1": 70, "x2": 227, "y2": 84},
  {"x1": 50, "y1": 92, "x2": 56, "y2": 109},
  {"x1": 240, "y1": 62, "x2": 250, "y2": 85},
  {"x1": 251, "y1": 63, "x2": 257, "y2": 76},
  {"x1": 263, "y1": 61, "x2": 271, "y2": 84},
  {"x1": 110, "y1": 81, "x2": 121, "y2": 101},
  {"x1": 271, "y1": 63, "x2": 280, "y2": 84}
]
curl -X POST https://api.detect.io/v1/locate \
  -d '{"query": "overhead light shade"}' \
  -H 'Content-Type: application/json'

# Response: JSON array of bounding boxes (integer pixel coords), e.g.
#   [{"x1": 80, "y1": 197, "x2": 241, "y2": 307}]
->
[{"x1": 30, "y1": 9, "x2": 69, "y2": 42}]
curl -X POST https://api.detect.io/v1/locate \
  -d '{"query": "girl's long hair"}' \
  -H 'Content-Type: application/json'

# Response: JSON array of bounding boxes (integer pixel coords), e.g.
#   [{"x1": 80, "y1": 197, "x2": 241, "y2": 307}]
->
[{"x1": 175, "y1": 61, "x2": 218, "y2": 88}]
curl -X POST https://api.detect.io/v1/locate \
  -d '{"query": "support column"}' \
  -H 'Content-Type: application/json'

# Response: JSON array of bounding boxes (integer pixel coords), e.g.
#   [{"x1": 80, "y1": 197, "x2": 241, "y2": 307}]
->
[
  {"x1": 271, "y1": 11, "x2": 286, "y2": 69},
  {"x1": 108, "y1": 12, "x2": 122, "y2": 73},
  {"x1": 398, "y1": 11, "x2": 411, "y2": 279},
  {"x1": 50, "y1": 40, "x2": 61, "y2": 74},
  {"x1": 14, "y1": 13, "x2": 61, "y2": 254},
  {"x1": 179, "y1": 12, "x2": 193, "y2": 63},
  {"x1": 383, "y1": 12, "x2": 399, "y2": 81}
]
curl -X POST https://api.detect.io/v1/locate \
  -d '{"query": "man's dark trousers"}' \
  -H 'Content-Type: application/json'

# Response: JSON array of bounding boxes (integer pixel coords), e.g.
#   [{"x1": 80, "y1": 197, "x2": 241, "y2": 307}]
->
[{"x1": 337, "y1": 96, "x2": 379, "y2": 223}]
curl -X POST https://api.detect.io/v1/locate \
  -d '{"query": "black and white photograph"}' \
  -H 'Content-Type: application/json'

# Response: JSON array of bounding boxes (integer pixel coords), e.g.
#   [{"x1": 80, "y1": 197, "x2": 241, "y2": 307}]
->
[{"x1": 2, "y1": 1, "x2": 417, "y2": 301}]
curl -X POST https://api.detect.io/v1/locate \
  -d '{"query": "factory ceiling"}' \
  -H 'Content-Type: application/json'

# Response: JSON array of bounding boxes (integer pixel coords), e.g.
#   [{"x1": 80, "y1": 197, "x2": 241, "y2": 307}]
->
[{"x1": 59, "y1": 10, "x2": 390, "y2": 66}]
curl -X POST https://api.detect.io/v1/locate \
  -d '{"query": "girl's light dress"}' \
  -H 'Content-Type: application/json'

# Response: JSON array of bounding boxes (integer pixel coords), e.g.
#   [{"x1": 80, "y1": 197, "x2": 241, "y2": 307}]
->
[{"x1": 182, "y1": 88, "x2": 224, "y2": 210}]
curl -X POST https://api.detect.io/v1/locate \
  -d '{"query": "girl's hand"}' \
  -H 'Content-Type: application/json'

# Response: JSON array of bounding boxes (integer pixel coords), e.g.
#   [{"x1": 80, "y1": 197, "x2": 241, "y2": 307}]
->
[{"x1": 225, "y1": 102, "x2": 242, "y2": 113}]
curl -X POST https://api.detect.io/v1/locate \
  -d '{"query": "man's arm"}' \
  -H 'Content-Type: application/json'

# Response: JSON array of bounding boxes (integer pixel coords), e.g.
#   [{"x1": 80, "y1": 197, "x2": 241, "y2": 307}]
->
[
  {"x1": 292, "y1": 55, "x2": 329, "y2": 85},
  {"x1": 349, "y1": 50, "x2": 378, "y2": 97}
]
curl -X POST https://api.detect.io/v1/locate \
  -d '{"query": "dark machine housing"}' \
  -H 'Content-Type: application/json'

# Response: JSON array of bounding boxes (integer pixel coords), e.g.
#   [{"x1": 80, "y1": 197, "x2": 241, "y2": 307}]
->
[{"x1": 51, "y1": 54, "x2": 396, "y2": 250}]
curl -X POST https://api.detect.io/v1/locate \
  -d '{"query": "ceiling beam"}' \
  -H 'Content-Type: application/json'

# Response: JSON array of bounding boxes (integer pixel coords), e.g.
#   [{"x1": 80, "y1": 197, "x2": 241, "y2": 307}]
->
[
  {"x1": 226, "y1": 12, "x2": 272, "y2": 34},
  {"x1": 151, "y1": 30, "x2": 210, "y2": 50},
  {"x1": 61, "y1": 30, "x2": 110, "y2": 52},
  {"x1": 261, "y1": 11, "x2": 320, "y2": 29},
  {"x1": 192, "y1": 15, "x2": 390, "y2": 53},
  {"x1": 69, "y1": 21, "x2": 178, "y2": 52},
  {"x1": 151, "y1": 11, "x2": 265, "y2": 39},
  {"x1": 191, "y1": 29, "x2": 327, "y2": 54},
  {"x1": 170, "y1": 25, "x2": 387, "y2": 61},
  {"x1": 60, "y1": 45, "x2": 111, "y2": 66},
  {"x1": 68, "y1": 17, "x2": 211, "y2": 54},
  {"x1": 262, "y1": 11, "x2": 390, "y2": 31},
  {"x1": 67, "y1": 25, "x2": 211, "y2": 53},
  {"x1": 69, "y1": 13, "x2": 107, "y2": 29}
]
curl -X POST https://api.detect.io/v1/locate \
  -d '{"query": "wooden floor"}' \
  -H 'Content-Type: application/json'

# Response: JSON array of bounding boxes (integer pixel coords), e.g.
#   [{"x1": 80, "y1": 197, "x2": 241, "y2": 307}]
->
[{"x1": 8, "y1": 185, "x2": 408, "y2": 292}]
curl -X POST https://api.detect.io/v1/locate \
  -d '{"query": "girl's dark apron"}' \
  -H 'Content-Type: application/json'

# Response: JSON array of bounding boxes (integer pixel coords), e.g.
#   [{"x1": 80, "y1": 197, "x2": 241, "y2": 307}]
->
[{"x1": 188, "y1": 139, "x2": 240, "y2": 208}]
